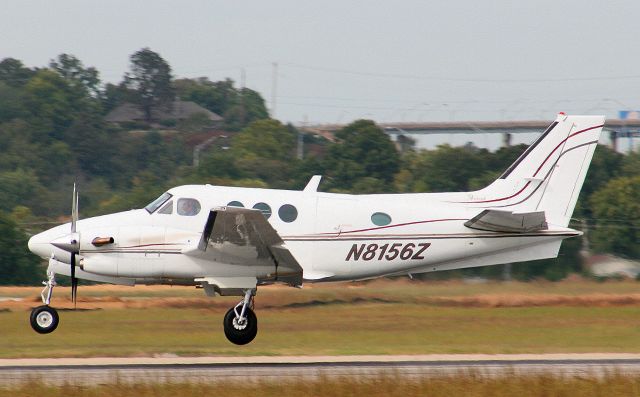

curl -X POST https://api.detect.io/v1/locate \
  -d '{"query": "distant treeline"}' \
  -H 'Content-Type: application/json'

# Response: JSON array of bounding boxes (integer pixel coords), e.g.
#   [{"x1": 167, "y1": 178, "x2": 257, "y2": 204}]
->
[{"x1": 0, "y1": 49, "x2": 638, "y2": 285}]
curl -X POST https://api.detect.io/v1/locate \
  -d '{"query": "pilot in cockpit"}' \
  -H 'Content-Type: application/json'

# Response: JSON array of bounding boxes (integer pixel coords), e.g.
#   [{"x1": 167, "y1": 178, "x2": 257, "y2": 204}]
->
[{"x1": 177, "y1": 198, "x2": 201, "y2": 216}]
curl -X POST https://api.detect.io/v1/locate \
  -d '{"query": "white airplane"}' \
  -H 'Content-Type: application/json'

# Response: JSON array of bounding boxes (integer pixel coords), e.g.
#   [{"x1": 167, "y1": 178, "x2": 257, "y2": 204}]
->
[{"x1": 28, "y1": 114, "x2": 604, "y2": 344}]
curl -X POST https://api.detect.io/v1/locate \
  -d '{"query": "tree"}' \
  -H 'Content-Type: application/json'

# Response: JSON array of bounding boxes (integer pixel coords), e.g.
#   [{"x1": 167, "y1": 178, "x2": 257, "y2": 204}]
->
[
  {"x1": 399, "y1": 144, "x2": 489, "y2": 192},
  {"x1": 0, "y1": 58, "x2": 35, "y2": 87},
  {"x1": 233, "y1": 119, "x2": 296, "y2": 161},
  {"x1": 123, "y1": 48, "x2": 174, "y2": 122},
  {"x1": 175, "y1": 77, "x2": 232, "y2": 116},
  {"x1": 0, "y1": 212, "x2": 42, "y2": 285},
  {"x1": 175, "y1": 77, "x2": 269, "y2": 130},
  {"x1": 0, "y1": 82, "x2": 26, "y2": 122},
  {"x1": 590, "y1": 175, "x2": 640, "y2": 258},
  {"x1": 323, "y1": 120, "x2": 399, "y2": 191},
  {"x1": 49, "y1": 54, "x2": 100, "y2": 97},
  {"x1": 22, "y1": 69, "x2": 78, "y2": 140},
  {"x1": 223, "y1": 87, "x2": 269, "y2": 130},
  {"x1": 0, "y1": 169, "x2": 47, "y2": 214},
  {"x1": 578, "y1": 145, "x2": 623, "y2": 210}
]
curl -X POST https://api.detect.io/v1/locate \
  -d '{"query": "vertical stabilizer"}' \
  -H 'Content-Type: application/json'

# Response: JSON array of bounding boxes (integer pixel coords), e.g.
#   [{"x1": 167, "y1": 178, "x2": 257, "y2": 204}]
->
[{"x1": 469, "y1": 114, "x2": 605, "y2": 227}]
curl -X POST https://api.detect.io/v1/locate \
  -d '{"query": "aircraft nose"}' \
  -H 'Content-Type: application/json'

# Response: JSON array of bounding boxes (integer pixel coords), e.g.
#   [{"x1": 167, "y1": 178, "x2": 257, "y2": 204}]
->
[{"x1": 28, "y1": 231, "x2": 53, "y2": 259}]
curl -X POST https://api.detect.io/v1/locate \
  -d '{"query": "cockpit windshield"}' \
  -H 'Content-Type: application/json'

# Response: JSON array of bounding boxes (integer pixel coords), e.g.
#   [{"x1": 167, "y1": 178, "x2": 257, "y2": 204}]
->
[{"x1": 144, "y1": 192, "x2": 173, "y2": 214}]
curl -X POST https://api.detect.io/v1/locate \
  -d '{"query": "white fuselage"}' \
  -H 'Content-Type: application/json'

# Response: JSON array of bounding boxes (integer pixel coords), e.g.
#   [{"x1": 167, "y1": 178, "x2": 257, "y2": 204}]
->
[{"x1": 28, "y1": 183, "x2": 577, "y2": 285}]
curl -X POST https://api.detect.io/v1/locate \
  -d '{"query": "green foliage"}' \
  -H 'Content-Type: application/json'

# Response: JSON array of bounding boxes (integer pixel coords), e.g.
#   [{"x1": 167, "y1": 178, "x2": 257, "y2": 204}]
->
[
  {"x1": 323, "y1": 120, "x2": 399, "y2": 192},
  {"x1": 197, "y1": 150, "x2": 244, "y2": 180},
  {"x1": 0, "y1": 212, "x2": 41, "y2": 285},
  {"x1": 0, "y1": 82, "x2": 27, "y2": 122},
  {"x1": 23, "y1": 69, "x2": 79, "y2": 138},
  {"x1": 577, "y1": 145, "x2": 623, "y2": 217},
  {"x1": 0, "y1": 52, "x2": 637, "y2": 283},
  {"x1": 0, "y1": 169, "x2": 47, "y2": 214},
  {"x1": 49, "y1": 54, "x2": 100, "y2": 97},
  {"x1": 101, "y1": 82, "x2": 129, "y2": 114},
  {"x1": 590, "y1": 175, "x2": 640, "y2": 258},
  {"x1": 396, "y1": 143, "x2": 526, "y2": 194},
  {"x1": 123, "y1": 48, "x2": 175, "y2": 122},
  {"x1": 621, "y1": 150, "x2": 640, "y2": 177},
  {"x1": 0, "y1": 58, "x2": 35, "y2": 87},
  {"x1": 175, "y1": 77, "x2": 268, "y2": 130},
  {"x1": 233, "y1": 119, "x2": 295, "y2": 161},
  {"x1": 399, "y1": 144, "x2": 489, "y2": 192}
]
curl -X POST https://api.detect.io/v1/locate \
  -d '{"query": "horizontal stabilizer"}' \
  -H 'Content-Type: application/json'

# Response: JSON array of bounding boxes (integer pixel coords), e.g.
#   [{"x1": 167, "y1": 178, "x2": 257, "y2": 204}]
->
[{"x1": 465, "y1": 209, "x2": 548, "y2": 233}]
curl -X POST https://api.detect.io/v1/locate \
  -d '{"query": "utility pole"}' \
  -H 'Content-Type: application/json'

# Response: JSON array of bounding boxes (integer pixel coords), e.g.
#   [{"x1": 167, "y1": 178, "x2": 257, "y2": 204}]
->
[{"x1": 271, "y1": 62, "x2": 278, "y2": 118}]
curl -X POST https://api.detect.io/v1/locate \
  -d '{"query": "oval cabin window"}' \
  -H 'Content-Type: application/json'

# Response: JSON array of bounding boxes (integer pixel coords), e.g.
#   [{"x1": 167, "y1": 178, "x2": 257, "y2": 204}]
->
[
  {"x1": 227, "y1": 201, "x2": 244, "y2": 208},
  {"x1": 278, "y1": 204, "x2": 298, "y2": 223},
  {"x1": 252, "y1": 202, "x2": 272, "y2": 219},
  {"x1": 371, "y1": 212, "x2": 392, "y2": 226}
]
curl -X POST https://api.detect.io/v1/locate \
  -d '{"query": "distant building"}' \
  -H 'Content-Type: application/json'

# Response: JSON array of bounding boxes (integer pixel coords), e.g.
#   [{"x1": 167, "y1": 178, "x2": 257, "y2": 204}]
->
[{"x1": 105, "y1": 100, "x2": 223, "y2": 128}]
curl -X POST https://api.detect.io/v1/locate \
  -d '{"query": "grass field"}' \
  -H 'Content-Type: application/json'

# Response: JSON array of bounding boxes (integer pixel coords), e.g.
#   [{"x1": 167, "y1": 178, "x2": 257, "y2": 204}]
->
[
  {"x1": 2, "y1": 374, "x2": 640, "y2": 397},
  {"x1": 2, "y1": 278, "x2": 640, "y2": 358}
]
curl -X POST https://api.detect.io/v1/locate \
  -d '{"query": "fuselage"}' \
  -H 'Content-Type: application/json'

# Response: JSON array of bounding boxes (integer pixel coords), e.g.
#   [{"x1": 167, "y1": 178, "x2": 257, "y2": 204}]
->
[{"x1": 28, "y1": 183, "x2": 578, "y2": 285}]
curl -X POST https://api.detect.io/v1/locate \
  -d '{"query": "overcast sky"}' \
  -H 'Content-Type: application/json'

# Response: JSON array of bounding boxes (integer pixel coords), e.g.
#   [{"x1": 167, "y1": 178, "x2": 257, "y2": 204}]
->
[{"x1": 3, "y1": 1, "x2": 640, "y2": 124}]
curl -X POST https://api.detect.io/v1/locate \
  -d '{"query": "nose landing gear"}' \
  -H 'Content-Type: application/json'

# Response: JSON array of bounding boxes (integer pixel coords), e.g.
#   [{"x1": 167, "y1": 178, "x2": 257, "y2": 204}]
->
[
  {"x1": 223, "y1": 289, "x2": 258, "y2": 345},
  {"x1": 30, "y1": 270, "x2": 59, "y2": 334}
]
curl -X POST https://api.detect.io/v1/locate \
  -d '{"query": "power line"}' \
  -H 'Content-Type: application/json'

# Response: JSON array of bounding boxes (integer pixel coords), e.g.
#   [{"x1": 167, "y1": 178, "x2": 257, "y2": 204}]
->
[{"x1": 283, "y1": 62, "x2": 640, "y2": 83}]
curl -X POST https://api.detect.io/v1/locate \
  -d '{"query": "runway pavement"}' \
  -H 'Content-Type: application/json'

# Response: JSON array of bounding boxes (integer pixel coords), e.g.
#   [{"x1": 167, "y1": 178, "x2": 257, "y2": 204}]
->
[{"x1": 1, "y1": 354, "x2": 640, "y2": 385}]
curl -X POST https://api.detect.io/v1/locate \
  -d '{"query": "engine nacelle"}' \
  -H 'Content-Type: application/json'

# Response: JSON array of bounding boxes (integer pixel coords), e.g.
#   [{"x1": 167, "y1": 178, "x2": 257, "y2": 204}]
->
[{"x1": 79, "y1": 256, "x2": 118, "y2": 277}]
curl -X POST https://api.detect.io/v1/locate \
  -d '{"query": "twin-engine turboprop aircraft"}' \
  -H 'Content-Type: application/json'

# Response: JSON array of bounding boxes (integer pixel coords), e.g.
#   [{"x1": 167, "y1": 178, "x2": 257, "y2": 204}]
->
[{"x1": 28, "y1": 114, "x2": 605, "y2": 344}]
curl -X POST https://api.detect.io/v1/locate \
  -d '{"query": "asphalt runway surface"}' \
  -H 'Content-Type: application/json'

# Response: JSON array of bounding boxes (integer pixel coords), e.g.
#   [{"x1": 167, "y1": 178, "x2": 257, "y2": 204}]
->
[{"x1": 2, "y1": 354, "x2": 640, "y2": 385}]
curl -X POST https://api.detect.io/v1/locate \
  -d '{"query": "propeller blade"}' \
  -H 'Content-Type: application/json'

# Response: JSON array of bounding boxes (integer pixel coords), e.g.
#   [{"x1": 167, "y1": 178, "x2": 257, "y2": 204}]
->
[
  {"x1": 71, "y1": 252, "x2": 77, "y2": 308},
  {"x1": 71, "y1": 183, "x2": 78, "y2": 234},
  {"x1": 70, "y1": 184, "x2": 79, "y2": 308}
]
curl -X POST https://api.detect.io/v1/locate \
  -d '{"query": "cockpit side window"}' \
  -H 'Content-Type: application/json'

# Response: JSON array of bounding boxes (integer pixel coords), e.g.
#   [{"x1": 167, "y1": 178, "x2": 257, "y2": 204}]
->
[
  {"x1": 158, "y1": 200, "x2": 173, "y2": 214},
  {"x1": 145, "y1": 192, "x2": 173, "y2": 214},
  {"x1": 177, "y1": 198, "x2": 201, "y2": 216}
]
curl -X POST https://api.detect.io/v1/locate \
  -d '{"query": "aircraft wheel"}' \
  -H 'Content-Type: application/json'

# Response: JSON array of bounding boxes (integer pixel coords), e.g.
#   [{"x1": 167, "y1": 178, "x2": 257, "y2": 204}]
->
[
  {"x1": 30, "y1": 305, "x2": 59, "y2": 334},
  {"x1": 223, "y1": 307, "x2": 257, "y2": 345}
]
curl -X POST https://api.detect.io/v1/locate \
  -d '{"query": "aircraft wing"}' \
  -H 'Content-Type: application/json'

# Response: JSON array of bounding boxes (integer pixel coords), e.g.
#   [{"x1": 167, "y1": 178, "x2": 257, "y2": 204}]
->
[
  {"x1": 188, "y1": 206, "x2": 303, "y2": 287},
  {"x1": 464, "y1": 209, "x2": 548, "y2": 233}
]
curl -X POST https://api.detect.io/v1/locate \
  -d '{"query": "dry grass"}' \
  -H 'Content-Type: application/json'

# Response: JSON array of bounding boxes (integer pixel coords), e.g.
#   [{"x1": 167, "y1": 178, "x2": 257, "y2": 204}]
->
[
  {"x1": 3, "y1": 278, "x2": 640, "y2": 358},
  {"x1": 4, "y1": 278, "x2": 640, "y2": 312},
  {"x1": 2, "y1": 373, "x2": 640, "y2": 397}
]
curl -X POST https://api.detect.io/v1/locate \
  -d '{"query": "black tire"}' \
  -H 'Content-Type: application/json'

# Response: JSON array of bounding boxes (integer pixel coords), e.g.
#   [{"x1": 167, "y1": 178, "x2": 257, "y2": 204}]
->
[
  {"x1": 30, "y1": 305, "x2": 59, "y2": 334},
  {"x1": 223, "y1": 307, "x2": 258, "y2": 345}
]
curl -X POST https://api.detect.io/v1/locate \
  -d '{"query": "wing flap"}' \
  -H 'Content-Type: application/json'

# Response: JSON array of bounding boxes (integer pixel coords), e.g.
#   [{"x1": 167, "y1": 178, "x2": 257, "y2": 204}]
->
[
  {"x1": 193, "y1": 207, "x2": 303, "y2": 287},
  {"x1": 464, "y1": 209, "x2": 548, "y2": 233}
]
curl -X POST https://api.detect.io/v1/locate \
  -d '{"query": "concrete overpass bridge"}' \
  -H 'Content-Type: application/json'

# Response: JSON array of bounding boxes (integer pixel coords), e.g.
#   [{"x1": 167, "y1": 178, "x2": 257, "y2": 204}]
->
[{"x1": 304, "y1": 119, "x2": 640, "y2": 152}]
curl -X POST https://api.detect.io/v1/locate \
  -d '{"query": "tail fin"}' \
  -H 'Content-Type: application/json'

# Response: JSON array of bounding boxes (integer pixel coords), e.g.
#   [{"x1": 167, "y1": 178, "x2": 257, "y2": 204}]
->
[{"x1": 471, "y1": 114, "x2": 605, "y2": 228}]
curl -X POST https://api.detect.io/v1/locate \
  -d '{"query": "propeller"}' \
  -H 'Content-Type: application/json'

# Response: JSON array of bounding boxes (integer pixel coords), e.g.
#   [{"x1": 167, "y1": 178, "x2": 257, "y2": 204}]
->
[
  {"x1": 51, "y1": 183, "x2": 80, "y2": 307},
  {"x1": 71, "y1": 184, "x2": 79, "y2": 307}
]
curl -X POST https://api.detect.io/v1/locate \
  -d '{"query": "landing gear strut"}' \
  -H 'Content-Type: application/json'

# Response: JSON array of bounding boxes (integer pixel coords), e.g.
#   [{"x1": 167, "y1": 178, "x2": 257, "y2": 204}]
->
[
  {"x1": 30, "y1": 271, "x2": 59, "y2": 334},
  {"x1": 223, "y1": 289, "x2": 258, "y2": 345}
]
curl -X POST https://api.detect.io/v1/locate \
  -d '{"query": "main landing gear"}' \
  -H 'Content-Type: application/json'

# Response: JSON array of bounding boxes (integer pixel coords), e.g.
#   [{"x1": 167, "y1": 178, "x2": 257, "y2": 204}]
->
[
  {"x1": 223, "y1": 289, "x2": 258, "y2": 345},
  {"x1": 30, "y1": 271, "x2": 59, "y2": 334}
]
